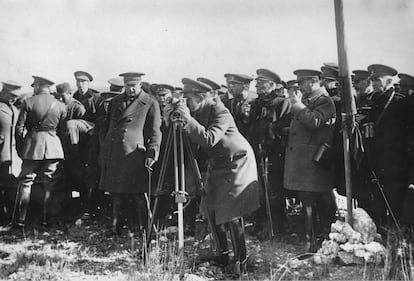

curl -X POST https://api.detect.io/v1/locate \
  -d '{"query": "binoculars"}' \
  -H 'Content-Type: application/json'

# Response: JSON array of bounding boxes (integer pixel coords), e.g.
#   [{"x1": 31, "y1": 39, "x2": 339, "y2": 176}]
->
[{"x1": 313, "y1": 142, "x2": 332, "y2": 167}]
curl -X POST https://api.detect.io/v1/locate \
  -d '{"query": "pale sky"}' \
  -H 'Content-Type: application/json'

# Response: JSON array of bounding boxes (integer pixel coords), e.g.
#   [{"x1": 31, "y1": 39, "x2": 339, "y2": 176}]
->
[{"x1": 1, "y1": 0, "x2": 413, "y2": 92}]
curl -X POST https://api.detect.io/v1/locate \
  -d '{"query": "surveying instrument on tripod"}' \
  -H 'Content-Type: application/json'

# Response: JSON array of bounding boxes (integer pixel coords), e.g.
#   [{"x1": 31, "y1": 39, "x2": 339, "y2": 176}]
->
[
  {"x1": 146, "y1": 78, "x2": 260, "y2": 276},
  {"x1": 146, "y1": 98, "x2": 218, "y2": 253}
]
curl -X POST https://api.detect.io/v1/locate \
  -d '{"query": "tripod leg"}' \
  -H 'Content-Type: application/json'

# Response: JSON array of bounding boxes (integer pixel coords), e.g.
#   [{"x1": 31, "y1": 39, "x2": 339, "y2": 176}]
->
[
  {"x1": 146, "y1": 125, "x2": 173, "y2": 245},
  {"x1": 182, "y1": 133, "x2": 221, "y2": 253},
  {"x1": 177, "y1": 125, "x2": 185, "y2": 250}
]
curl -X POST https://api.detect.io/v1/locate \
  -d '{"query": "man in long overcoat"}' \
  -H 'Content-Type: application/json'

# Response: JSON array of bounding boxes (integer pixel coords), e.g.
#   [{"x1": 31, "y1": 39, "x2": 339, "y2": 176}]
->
[
  {"x1": 0, "y1": 81, "x2": 22, "y2": 221},
  {"x1": 249, "y1": 68, "x2": 292, "y2": 236},
  {"x1": 284, "y1": 69, "x2": 336, "y2": 252},
  {"x1": 363, "y1": 65, "x2": 413, "y2": 228},
  {"x1": 398, "y1": 73, "x2": 414, "y2": 225},
  {"x1": 99, "y1": 72, "x2": 161, "y2": 235},
  {"x1": 168, "y1": 78, "x2": 260, "y2": 276},
  {"x1": 15, "y1": 76, "x2": 67, "y2": 227}
]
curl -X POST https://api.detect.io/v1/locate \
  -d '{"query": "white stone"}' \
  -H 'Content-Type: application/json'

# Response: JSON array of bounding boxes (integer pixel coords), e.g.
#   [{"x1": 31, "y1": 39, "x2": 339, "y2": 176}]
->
[{"x1": 352, "y1": 208, "x2": 377, "y2": 243}]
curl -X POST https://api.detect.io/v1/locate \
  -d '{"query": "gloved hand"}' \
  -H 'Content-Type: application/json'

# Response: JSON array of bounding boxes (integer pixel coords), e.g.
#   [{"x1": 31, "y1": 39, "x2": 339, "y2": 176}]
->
[
  {"x1": 173, "y1": 103, "x2": 192, "y2": 123},
  {"x1": 145, "y1": 158, "x2": 155, "y2": 170},
  {"x1": 163, "y1": 103, "x2": 174, "y2": 126}
]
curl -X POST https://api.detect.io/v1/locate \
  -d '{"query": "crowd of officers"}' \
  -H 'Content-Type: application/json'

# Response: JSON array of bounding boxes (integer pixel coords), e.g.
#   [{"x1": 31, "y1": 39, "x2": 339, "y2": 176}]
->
[{"x1": 1, "y1": 63, "x2": 414, "y2": 274}]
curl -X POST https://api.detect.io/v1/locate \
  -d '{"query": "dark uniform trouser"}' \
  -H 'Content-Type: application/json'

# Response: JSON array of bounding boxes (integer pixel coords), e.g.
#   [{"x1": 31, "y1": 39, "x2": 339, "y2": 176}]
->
[
  {"x1": 111, "y1": 193, "x2": 147, "y2": 233},
  {"x1": 17, "y1": 159, "x2": 61, "y2": 224},
  {"x1": 0, "y1": 161, "x2": 16, "y2": 220}
]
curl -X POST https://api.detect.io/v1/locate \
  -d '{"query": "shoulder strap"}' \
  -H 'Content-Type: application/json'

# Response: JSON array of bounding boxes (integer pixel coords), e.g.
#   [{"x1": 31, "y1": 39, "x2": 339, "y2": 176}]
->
[{"x1": 38, "y1": 100, "x2": 57, "y2": 124}]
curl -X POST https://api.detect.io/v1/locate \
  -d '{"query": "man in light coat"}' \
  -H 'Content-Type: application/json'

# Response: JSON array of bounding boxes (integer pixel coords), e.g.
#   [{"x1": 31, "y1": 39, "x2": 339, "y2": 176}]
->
[
  {"x1": 284, "y1": 69, "x2": 336, "y2": 252},
  {"x1": 168, "y1": 78, "x2": 260, "y2": 276}
]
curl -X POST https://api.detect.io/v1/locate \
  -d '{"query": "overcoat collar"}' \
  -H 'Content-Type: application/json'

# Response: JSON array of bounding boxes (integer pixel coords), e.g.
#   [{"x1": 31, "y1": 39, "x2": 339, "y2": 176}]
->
[
  {"x1": 303, "y1": 87, "x2": 328, "y2": 105},
  {"x1": 192, "y1": 98, "x2": 214, "y2": 127},
  {"x1": 114, "y1": 90, "x2": 148, "y2": 122},
  {"x1": 372, "y1": 87, "x2": 394, "y2": 106}
]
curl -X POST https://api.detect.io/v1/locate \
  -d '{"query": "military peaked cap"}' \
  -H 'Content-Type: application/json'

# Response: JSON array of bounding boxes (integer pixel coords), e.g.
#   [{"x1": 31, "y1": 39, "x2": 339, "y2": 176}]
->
[
  {"x1": 255, "y1": 68, "x2": 282, "y2": 84},
  {"x1": 398, "y1": 73, "x2": 414, "y2": 88},
  {"x1": 322, "y1": 62, "x2": 339, "y2": 70},
  {"x1": 31, "y1": 76, "x2": 54, "y2": 87},
  {"x1": 2, "y1": 80, "x2": 22, "y2": 90},
  {"x1": 153, "y1": 84, "x2": 175, "y2": 93},
  {"x1": 108, "y1": 77, "x2": 124, "y2": 88},
  {"x1": 286, "y1": 80, "x2": 299, "y2": 89},
  {"x1": 321, "y1": 66, "x2": 339, "y2": 81},
  {"x1": 367, "y1": 64, "x2": 398, "y2": 78},
  {"x1": 182, "y1": 78, "x2": 212, "y2": 94},
  {"x1": 293, "y1": 69, "x2": 322, "y2": 82},
  {"x1": 74, "y1": 71, "x2": 93, "y2": 82},
  {"x1": 197, "y1": 77, "x2": 221, "y2": 90},
  {"x1": 224, "y1": 73, "x2": 253, "y2": 84},
  {"x1": 119, "y1": 72, "x2": 145, "y2": 85},
  {"x1": 352, "y1": 70, "x2": 370, "y2": 82}
]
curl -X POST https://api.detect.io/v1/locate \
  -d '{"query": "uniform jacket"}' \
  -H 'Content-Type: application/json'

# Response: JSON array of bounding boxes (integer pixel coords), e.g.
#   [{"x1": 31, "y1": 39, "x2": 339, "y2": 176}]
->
[
  {"x1": 15, "y1": 92, "x2": 66, "y2": 160},
  {"x1": 65, "y1": 99, "x2": 85, "y2": 120},
  {"x1": 99, "y1": 91, "x2": 162, "y2": 194},
  {"x1": 0, "y1": 100, "x2": 18, "y2": 164},
  {"x1": 284, "y1": 87, "x2": 336, "y2": 192},
  {"x1": 183, "y1": 97, "x2": 260, "y2": 225},
  {"x1": 219, "y1": 91, "x2": 233, "y2": 109},
  {"x1": 407, "y1": 95, "x2": 414, "y2": 185},
  {"x1": 73, "y1": 88, "x2": 101, "y2": 122},
  {"x1": 222, "y1": 91, "x2": 257, "y2": 141},
  {"x1": 249, "y1": 92, "x2": 292, "y2": 192},
  {"x1": 366, "y1": 88, "x2": 411, "y2": 181},
  {"x1": 250, "y1": 92, "x2": 292, "y2": 152}
]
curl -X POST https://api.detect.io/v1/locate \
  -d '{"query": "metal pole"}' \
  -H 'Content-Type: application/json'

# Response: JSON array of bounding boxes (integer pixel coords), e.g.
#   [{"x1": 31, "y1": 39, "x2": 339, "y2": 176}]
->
[{"x1": 334, "y1": 0, "x2": 357, "y2": 226}]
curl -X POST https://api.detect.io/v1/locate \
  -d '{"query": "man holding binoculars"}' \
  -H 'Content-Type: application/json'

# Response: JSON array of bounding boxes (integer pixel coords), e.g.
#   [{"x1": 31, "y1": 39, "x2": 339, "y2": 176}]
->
[{"x1": 284, "y1": 69, "x2": 336, "y2": 252}]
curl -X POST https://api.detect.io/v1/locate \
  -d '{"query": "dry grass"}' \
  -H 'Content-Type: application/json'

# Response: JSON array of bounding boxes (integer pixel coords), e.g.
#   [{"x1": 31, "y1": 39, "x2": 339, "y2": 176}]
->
[
  {"x1": 126, "y1": 232, "x2": 186, "y2": 281},
  {"x1": 380, "y1": 228, "x2": 413, "y2": 281}
]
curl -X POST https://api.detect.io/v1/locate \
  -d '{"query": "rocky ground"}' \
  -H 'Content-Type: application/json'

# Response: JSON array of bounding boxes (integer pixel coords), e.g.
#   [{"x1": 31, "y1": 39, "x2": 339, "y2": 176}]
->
[{"x1": 0, "y1": 210, "x2": 395, "y2": 281}]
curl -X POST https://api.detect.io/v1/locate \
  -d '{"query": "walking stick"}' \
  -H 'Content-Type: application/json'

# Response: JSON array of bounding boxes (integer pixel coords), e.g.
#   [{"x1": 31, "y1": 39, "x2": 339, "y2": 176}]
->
[
  {"x1": 259, "y1": 144, "x2": 274, "y2": 240},
  {"x1": 370, "y1": 170, "x2": 402, "y2": 234},
  {"x1": 144, "y1": 166, "x2": 157, "y2": 235}
]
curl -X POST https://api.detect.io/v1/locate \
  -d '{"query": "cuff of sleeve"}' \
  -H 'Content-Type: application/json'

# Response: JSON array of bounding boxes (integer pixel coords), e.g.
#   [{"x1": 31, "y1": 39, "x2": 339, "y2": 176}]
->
[
  {"x1": 183, "y1": 117, "x2": 198, "y2": 132},
  {"x1": 291, "y1": 101, "x2": 306, "y2": 114}
]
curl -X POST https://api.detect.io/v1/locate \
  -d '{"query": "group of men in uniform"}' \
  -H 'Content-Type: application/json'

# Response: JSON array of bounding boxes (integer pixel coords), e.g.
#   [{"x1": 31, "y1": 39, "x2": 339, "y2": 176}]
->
[{"x1": 0, "y1": 64, "x2": 413, "y2": 262}]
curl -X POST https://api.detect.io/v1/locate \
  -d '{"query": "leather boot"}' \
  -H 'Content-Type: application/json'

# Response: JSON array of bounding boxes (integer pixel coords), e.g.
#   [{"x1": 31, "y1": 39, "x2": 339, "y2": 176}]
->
[
  {"x1": 110, "y1": 194, "x2": 122, "y2": 236},
  {"x1": 17, "y1": 183, "x2": 32, "y2": 227},
  {"x1": 228, "y1": 218, "x2": 247, "y2": 276},
  {"x1": 304, "y1": 206, "x2": 317, "y2": 253}
]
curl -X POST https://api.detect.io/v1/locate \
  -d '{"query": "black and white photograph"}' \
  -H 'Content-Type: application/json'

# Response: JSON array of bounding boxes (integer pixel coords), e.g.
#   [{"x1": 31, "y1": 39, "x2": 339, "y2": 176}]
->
[{"x1": 0, "y1": 0, "x2": 414, "y2": 280}]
